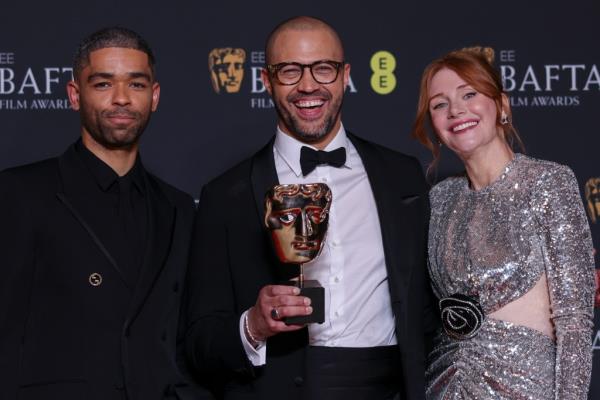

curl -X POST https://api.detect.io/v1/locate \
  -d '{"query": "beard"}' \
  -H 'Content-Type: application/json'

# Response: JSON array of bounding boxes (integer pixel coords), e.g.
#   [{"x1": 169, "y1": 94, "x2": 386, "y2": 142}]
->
[
  {"x1": 272, "y1": 89, "x2": 343, "y2": 144},
  {"x1": 80, "y1": 103, "x2": 151, "y2": 150}
]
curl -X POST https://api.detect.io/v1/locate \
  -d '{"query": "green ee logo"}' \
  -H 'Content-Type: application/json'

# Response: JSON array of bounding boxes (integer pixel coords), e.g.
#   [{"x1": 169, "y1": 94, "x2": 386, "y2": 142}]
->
[{"x1": 370, "y1": 51, "x2": 396, "y2": 95}]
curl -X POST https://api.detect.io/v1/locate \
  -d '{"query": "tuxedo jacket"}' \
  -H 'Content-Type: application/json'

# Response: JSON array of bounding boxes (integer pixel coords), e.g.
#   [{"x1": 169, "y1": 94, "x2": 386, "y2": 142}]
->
[
  {"x1": 184, "y1": 133, "x2": 438, "y2": 400},
  {"x1": 0, "y1": 143, "x2": 208, "y2": 400}
]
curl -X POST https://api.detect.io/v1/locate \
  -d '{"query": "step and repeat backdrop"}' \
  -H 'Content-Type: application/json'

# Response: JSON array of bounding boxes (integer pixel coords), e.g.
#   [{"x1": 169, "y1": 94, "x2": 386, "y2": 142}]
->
[{"x1": 2, "y1": 0, "x2": 599, "y2": 396}]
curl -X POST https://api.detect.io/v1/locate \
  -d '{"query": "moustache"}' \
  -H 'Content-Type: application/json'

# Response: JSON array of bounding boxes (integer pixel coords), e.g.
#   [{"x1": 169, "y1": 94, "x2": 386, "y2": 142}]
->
[
  {"x1": 102, "y1": 109, "x2": 139, "y2": 119},
  {"x1": 287, "y1": 91, "x2": 332, "y2": 103}
]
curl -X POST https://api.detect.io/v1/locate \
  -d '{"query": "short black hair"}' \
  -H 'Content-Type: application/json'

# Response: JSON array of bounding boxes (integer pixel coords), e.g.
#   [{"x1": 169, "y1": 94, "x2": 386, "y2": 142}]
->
[{"x1": 72, "y1": 26, "x2": 156, "y2": 80}]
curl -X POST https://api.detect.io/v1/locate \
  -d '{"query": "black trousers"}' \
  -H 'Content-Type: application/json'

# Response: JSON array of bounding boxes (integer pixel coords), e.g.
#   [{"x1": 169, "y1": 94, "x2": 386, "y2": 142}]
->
[{"x1": 303, "y1": 345, "x2": 402, "y2": 400}]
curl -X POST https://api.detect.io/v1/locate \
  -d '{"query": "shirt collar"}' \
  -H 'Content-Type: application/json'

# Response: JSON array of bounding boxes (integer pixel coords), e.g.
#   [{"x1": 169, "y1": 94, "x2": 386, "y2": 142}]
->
[
  {"x1": 273, "y1": 124, "x2": 351, "y2": 177},
  {"x1": 75, "y1": 139, "x2": 146, "y2": 195}
]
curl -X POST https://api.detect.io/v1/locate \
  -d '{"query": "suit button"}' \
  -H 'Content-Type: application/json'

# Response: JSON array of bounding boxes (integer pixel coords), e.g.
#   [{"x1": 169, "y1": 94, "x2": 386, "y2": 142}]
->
[
  {"x1": 173, "y1": 282, "x2": 179, "y2": 293},
  {"x1": 293, "y1": 376, "x2": 304, "y2": 386},
  {"x1": 161, "y1": 331, "x2": 167, "y2": 341}
]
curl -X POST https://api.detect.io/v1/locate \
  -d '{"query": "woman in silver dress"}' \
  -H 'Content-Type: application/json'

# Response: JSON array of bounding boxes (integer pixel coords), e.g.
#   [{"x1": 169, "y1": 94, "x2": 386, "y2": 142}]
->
[{"x1": 411, "y1": 47, "x2": 595, "y2": 399}]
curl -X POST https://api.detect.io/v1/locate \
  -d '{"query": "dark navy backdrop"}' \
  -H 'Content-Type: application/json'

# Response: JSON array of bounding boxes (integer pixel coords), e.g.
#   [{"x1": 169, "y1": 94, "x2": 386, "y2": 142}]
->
[{"x1": 2, "y1": 1, "x2": 599, "y2": 396}]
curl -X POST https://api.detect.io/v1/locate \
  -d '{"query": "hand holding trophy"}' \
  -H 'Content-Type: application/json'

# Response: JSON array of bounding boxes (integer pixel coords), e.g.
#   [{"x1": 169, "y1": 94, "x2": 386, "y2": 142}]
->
[{"x1": 264, "y1": 183, "x2": 331, "y2": 324}]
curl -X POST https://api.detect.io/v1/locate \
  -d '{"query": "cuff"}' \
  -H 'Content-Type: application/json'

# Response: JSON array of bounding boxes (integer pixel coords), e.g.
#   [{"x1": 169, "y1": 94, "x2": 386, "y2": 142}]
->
[{"x1": 239, "y1": 309, "x2": 267, "y2": 366}]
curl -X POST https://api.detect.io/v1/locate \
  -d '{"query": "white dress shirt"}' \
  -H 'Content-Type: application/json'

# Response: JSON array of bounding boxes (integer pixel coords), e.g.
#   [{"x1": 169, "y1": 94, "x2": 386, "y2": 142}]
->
[{"x1": 241, "y1": 125, "x2": 396, "y2": 365}]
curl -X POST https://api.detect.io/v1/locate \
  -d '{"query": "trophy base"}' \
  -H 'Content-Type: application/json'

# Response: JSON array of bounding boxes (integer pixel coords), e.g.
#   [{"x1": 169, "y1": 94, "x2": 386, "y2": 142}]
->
[{"x1": 283, "y1": 280, "x2": 324, "y2": 325}]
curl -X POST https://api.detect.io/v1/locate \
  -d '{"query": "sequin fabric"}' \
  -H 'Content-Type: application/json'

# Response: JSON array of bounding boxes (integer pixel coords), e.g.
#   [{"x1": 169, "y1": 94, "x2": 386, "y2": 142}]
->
[{"x1": 426, "y1": 154, "x2": 595, "y2": 399}]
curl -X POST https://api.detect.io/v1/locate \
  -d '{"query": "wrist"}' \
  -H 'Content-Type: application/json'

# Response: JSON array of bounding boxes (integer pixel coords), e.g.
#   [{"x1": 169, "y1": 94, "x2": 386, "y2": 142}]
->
[{"x1": 244, "y1": 310, "x2": 265, "y2": 348}]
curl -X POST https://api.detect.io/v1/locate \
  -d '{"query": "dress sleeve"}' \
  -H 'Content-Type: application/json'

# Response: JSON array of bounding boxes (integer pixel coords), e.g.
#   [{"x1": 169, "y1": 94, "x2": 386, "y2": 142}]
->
[
  {"x1": 427, "y1": 181, "x2": 449, "y2": 300},
  {"x1": 533, "y1": 165, "x2": 595, "y2": 400}
]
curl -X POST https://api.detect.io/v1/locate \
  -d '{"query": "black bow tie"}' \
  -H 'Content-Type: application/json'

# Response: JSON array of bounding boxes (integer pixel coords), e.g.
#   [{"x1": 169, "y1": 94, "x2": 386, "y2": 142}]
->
[{"x1": 300, "y1": 146, "x2": 346, "y2": 176}]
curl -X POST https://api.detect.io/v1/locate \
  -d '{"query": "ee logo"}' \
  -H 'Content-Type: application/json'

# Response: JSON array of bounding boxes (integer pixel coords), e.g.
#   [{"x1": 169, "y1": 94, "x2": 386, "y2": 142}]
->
[{"x1": 370, "y1": 51, "x2": 396, "y2": 95}]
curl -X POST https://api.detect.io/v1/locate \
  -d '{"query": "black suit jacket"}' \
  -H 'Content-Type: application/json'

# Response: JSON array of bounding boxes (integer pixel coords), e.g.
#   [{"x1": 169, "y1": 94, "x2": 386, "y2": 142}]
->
[
  {"x1": 184, "y1": 134, "x2": 438, "y2": 400},
  {"x1": 0, "y1": 143, "x2": 208, "y2": 400}
]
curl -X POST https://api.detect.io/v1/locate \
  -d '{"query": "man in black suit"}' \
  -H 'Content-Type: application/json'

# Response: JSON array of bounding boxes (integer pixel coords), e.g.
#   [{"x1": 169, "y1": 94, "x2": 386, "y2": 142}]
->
[
  {"x1": 0, "y1": 27, "x2": 208, "y2": 400},
  {"x1": 184, "y1": 16, "x2": 437, "y2": 399}
]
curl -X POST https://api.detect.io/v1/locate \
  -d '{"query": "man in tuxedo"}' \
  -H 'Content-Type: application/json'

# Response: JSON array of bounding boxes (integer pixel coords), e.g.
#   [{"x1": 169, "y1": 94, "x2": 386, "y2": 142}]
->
[
  {"x1": 0, "y1": 27, "x2": 209, "y2": 400},
  {"x1": 184, "y1": 16, "x2": 437, "y2": 399}
]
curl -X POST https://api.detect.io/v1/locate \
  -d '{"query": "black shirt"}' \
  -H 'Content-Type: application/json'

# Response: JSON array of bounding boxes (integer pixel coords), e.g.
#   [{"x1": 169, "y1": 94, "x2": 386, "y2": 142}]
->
[{"x1": 74, "y1": 140, "x2": 147, "y2": 286}]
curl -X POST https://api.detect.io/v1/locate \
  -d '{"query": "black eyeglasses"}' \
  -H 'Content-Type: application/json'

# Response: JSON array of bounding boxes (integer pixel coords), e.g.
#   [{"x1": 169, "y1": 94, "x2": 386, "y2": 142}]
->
[{"x1": 266, "y1": 60, "x2": 345, "y2": 85}]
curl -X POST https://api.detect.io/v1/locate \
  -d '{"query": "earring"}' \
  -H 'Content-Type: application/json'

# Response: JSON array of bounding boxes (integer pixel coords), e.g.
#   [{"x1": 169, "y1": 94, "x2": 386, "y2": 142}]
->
[{"x1": 500, "y1": 111, "x2": 509, "y2": 125}]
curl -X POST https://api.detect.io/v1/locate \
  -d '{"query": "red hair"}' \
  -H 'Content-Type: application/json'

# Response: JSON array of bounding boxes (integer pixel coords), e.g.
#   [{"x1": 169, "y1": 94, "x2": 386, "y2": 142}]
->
[{"x1": 411, "y1": 47, "x2": 523, "y2": 175}]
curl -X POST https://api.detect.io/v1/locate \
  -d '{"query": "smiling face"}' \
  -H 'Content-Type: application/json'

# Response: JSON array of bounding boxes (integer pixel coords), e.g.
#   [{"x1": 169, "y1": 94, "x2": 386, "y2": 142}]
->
[
  {"x1": 428, "y1": 68, "x2": 506, "y2": 159},
  {"x1": 261, "y1": 28, "x2": 350, "y2": 147},
  {"x1": 265, "y1": 183, "x2": 331, "y2": 264},
  {"x1": 67, "y1": 47, "x2": 160, "y2": 151}
]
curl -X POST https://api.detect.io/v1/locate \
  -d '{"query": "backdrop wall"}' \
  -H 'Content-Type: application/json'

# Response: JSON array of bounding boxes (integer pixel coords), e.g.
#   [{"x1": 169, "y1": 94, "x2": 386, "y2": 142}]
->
[{"x1": 2, "y1": 1, "x2": 599, "y2": 396}]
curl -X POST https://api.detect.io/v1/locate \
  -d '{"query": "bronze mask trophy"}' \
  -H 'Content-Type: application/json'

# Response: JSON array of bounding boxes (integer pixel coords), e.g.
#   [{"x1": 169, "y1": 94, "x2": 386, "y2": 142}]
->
[{"x1": 264, "y1": 183, "x2": 331, "y2": 324}]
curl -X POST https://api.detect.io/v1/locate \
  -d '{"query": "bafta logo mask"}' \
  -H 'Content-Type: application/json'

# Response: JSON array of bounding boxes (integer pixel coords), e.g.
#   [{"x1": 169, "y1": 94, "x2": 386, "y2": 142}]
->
[
  {"x1": 265, "y1": 183, "x2": 332, "y2": 265},
  {"x1": 585, "y1": 178, "x2": 600, "y2": 223},
  {"x1": 208, "y1": 47, "x2": 246, "y2": 93}
]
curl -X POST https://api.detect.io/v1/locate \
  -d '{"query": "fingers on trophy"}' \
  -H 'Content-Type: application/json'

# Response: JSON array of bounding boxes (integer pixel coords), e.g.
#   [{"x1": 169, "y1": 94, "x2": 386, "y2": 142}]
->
[{"x1": 264, "y1": 183, "x2": 331, "y2": 324}]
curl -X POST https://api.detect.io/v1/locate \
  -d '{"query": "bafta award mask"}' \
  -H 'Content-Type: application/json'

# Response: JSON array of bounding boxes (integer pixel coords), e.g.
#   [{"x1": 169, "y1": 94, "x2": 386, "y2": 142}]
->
[
  {"x1": 264, "y1": 183, "x2": 332, "y2": 265},
  {"x1": 208, "y1": 47, "x2": 246, "y2": 93}
]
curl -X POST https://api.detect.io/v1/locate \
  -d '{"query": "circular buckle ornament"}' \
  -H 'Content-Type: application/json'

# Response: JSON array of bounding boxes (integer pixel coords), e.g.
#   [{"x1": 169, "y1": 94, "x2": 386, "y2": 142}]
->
[
  {"x1": 439, "y1": 293, "x2": 484, "y2": 340},
  {"x1": 88, "y1": 272, "x2": 103, "y2": 287}
]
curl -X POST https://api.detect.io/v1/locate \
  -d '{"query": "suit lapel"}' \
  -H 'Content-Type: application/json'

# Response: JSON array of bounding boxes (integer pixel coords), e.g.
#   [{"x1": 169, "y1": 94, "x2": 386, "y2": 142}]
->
[
  {"x1": 347, "y1": 134, "x2": 419, "y2": 301},
  {"x1": 126, "y1": 173, "x2": 176, "y2": 325},
  {"x1": 250, "y1": 138, "x2": 279, "y2": 230},
  {"x1": 57, "y1": 144, "x2": 131, "y2": 289},
  {"x1": 250, "y1": 138, "x2": 300, "y2": 281},
  {"x1": 57, "y1": 144, "x2": 177, "y2": 326}
]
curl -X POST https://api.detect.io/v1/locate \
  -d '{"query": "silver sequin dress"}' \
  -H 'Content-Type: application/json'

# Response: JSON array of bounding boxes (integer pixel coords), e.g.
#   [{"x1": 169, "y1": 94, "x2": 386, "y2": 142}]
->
[{"x1": 426, "y1": 154, "x2": 595, "y2": 400}]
